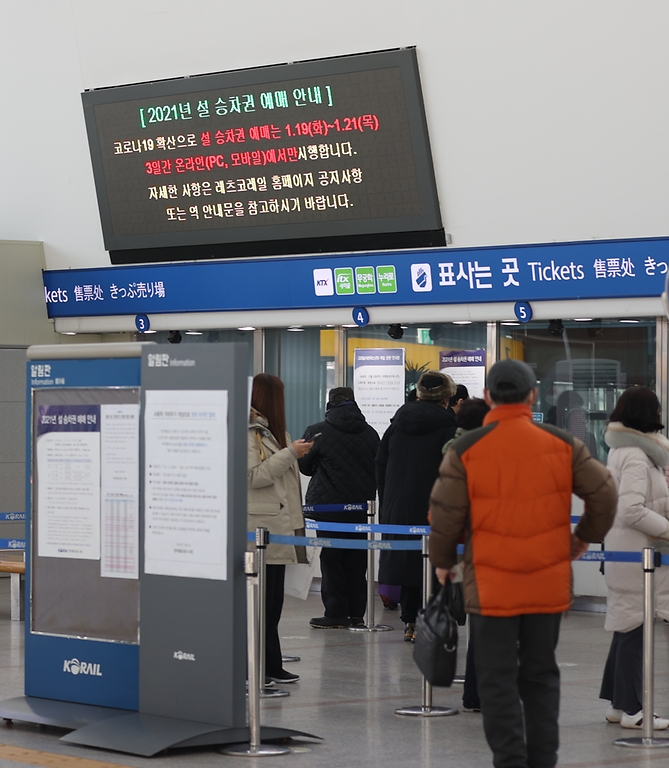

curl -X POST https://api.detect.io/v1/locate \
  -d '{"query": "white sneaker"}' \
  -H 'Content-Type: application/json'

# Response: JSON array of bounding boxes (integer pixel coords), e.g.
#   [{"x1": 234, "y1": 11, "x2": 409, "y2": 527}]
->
[
  {"x1": 620, "y1": 710, "x2": 669, "y2": 730},
  {"x1": 605, "y1": 706, "x2": 623, "y2": 723}
]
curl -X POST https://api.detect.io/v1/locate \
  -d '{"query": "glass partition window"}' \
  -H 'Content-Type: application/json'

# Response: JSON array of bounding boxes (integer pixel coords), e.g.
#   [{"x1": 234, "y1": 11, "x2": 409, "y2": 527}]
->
[
  {"x1": 265, "y1": 327, "x2": 334, "y2": 441},
  {"x1": 500, "y1": 319, "x2": 656, "y2": 461}
]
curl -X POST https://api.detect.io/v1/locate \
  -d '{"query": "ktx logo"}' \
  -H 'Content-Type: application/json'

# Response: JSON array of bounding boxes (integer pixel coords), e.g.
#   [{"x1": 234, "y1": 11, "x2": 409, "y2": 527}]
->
[
  {"x1": 313, "y1": 268, "x2": 334, "y2": 296},
  {"x1": 411, "y1": 263, "x2": 433, "y2": 292}
]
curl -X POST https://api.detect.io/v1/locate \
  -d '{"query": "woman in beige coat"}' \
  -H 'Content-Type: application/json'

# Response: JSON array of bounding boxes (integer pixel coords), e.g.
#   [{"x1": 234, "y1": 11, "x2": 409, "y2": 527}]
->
[
  {"x1": 599, "y1": 386, "x2": 669, "y2": 730},
  {"x1": 248, "y1": 373, "x2": 312, "y2": 684}
]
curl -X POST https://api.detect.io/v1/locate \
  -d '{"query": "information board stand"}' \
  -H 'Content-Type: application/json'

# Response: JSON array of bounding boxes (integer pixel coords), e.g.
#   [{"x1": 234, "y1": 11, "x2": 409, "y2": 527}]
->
[{"x1": 0, "y1": 342, "x2": 307, "y2": 756}]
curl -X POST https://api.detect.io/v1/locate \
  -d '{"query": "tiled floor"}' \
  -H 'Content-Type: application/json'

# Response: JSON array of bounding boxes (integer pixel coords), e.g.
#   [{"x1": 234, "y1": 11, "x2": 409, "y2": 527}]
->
[{"x1": 0, "y1": 579, "x2": 667, "y2": 767}]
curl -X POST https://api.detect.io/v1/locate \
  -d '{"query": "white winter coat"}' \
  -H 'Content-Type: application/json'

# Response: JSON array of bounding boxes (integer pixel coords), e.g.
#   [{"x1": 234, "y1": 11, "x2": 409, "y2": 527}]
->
[{"x1": 603, "y1": 422, "x2": 669, "y2": 632}]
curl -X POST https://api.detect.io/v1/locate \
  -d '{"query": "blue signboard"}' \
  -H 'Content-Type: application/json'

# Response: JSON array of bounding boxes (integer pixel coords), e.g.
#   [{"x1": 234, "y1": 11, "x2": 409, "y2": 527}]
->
[{"x1": 43, "y1": 236, "x2": 669, "y2": 319}]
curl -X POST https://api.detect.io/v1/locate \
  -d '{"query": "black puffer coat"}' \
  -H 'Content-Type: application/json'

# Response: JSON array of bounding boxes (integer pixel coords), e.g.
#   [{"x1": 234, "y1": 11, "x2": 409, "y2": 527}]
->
[
  {"x1": 377, "y1": 401, "x2": 457, "y2": 587},
  {"x1": 299, "y1": 403, "x2": 380, "y2": 523}
]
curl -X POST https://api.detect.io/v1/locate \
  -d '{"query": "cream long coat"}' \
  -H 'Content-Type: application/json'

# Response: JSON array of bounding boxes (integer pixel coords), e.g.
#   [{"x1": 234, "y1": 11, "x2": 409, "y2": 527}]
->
[
  {"x1": 604, "y1": 422, "x2": 669, "y2": 632},
  {"x1": 247, "y1": 409, "x2": 306, "y2": 565}
]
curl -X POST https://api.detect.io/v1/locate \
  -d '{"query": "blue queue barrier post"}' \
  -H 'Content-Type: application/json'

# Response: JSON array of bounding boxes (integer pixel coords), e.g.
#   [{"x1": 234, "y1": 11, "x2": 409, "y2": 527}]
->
[
  {"x1": 255, "y1": 527, "x2": 289, "y2": 700},
  {"x1": 395, "y1": 535, "x2": 459, "y2": 718},
  {"x1": 614, "y1": 547, "x2": 669, "y2": 750},
  {"x1": 222, "y1": 552, "x2": 290, "y2": 758},
  {"x1": 348, "y1": 500, "x2": 393, "y2": 633}
]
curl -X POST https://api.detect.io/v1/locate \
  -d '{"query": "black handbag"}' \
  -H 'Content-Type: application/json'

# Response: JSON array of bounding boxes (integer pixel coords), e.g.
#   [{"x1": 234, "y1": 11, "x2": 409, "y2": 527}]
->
[
  {"x1": 412, "y1": 585, "x2": 458, "y2": 687},
  {"x1": 447, "y1": 580, "x2": 467, "y2": 626}
]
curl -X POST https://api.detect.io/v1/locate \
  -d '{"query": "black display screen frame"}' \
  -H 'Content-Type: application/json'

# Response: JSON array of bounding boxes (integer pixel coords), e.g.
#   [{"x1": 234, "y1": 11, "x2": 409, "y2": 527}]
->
[{"x1": 82, "y1": 47, "x2": 445, "y2": 265}]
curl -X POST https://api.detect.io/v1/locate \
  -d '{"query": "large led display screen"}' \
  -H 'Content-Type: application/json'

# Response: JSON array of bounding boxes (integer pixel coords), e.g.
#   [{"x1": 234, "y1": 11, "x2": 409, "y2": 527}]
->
[{"x1": 82, "y1": 48, "x2": 444, "y2": 264}]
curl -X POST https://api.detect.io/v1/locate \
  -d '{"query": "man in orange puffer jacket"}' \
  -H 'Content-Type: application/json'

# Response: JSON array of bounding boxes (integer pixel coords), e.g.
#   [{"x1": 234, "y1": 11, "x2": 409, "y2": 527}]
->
[{"x1": 429, "y1": 360, "x2": 617, "y2": 768}]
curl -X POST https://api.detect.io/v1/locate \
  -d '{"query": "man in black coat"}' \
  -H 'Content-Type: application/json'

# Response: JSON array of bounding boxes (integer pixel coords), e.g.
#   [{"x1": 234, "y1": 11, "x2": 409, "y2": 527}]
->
[
  {"x1": 299, "y1": 387, "x2": 380, "y2": 628},
  {"x1": 377, "y1": 370, "x2": 457, "y2": 641}
]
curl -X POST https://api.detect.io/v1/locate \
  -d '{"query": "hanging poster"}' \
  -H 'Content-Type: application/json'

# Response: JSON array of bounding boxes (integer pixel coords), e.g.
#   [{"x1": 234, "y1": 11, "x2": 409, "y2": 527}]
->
[
  {"x1": 100, "y1": 403, "x2": 140, "y2": 579},
  {"x1": 144, "y1": 389, "x2": 229, "y2": 580},
  {"x1": 440, "y1": 349, "x2": 486, "y2": 399},
  {"x1": 353, "y1": 348, "x2": 405, "y2": 437},
  {"x1": 36, "y1": 405, "x2": 101, "y2": 560}
]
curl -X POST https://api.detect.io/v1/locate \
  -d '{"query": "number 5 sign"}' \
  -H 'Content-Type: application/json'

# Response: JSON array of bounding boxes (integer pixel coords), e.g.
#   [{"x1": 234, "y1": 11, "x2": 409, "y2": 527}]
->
[{"x1": 513, "y1": 301, "x2": 533, "y2": 323}]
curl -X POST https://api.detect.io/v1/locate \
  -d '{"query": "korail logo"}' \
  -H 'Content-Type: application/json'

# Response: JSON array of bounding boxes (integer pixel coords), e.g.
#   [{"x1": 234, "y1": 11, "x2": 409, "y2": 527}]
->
[
  {"x1": 313, "y1": 268, "x2": 334, "y2": 296},
  {"x1": 63, "y1": 658, "x2": 102, "y2": 676},
  {"x1": 411, "y1": 263, "x2": 433, "y2": 292},
  {"x1": 174, "y1": 651, "x2": 196, "y2": 661}
]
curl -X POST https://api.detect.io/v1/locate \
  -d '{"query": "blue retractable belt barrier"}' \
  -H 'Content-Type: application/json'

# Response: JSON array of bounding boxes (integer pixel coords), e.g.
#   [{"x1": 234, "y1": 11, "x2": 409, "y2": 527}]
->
[
  {"x1": 305, "y1": 520, "x2": 430, "y2": 536},
  {"x1": 578, "y1": 550, "x2": 642, "y2": 562},
  {"x1": 303, "y1": 504, "x2": 368, "y2": 514},
  {"x1": 246, "y1": 531, "x2": 422, "y2": 550},
  {"x1": 0, "y1": 539, "x2": 25, "y2": 550},
  {"x1": 247, "y1": 530, "x2": 655, "y2": 562}
]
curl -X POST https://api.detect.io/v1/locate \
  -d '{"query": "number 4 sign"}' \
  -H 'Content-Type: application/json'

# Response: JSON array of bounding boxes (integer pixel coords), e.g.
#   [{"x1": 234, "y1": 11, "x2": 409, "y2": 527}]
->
[{"x1": 352, "y1": 307, "x2": 370, "y2": 327}]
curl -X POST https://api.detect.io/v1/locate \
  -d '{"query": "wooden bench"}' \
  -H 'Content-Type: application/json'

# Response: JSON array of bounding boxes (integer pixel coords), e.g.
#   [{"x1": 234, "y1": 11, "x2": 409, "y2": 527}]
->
[{"x1": 0, "y1": 559, "x2": 24, "y2": 621}]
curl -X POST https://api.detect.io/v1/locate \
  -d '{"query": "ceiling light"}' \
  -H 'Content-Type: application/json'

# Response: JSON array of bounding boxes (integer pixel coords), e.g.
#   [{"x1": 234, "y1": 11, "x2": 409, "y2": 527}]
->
[
  {"x1": 63, "y1": 332, "x2": 77, "y2": 336},
  {"x1": 342, "y1": 324, "x2": 358, "y2": 328},
  {"x1": 619, "y1": 319, "x2": 640, "y2": 323},
  {"x1": 453, "y1": 320, "x2": 472, "y2": 325},
  {"x1": 142, "y1": 330, "x2": 157, "y2": 334},
  {"x1": 237, "y1": 326, "x2": 256, "y2": 331},
  {"x1": 500, "y1": 321, "x2": 519, "y2": 326},
  {"x1": 185, "y1": 330, "x2": 203, "y2": 335},
  {"x1": 573, "y1": 318, "x2": 593, "y2": 322},
  {"x1": 287, "y1": 326, "x2": 304, "y2": 332}
]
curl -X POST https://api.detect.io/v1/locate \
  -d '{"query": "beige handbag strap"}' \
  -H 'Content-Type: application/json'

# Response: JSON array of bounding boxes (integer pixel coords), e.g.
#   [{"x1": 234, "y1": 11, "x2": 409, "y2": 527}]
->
[{"x1": 255, "y1": 430, "x2": 266, "y2": 461}]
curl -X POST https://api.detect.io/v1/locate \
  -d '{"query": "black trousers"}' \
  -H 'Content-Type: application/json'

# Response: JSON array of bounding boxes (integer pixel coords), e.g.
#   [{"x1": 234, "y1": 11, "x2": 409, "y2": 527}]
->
[
  {"x1": 400, "y1": 586, "x2": 422, "y2": 624},
  {"x1": 471, "y1": 612, "x2": 562, "y2": 768},
  {"x1": 463, "y1": 636, "x2": 480, "y2": 707},
  {"x1": 265, "y1": 564, "x2": 285, "y2": 678},
  {"x1": 317, "y1": 531, "x2": 367, "y2": 618},
  {"x1": 599, "y1": 625, "x2": 643, "y2": 714}
]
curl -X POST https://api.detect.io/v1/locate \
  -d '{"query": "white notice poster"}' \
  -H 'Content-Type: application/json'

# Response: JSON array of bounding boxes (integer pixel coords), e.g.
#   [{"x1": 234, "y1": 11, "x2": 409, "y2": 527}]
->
[
  {"x1": 440, "y1": 350, "x2": 486, "y2": 399},
  {"x1": 353, "y1": 348, "x2": 405, "y2": 437},
  {"x1": 36, "y1": 404, "x2": 101, "y2": 560},
  {"x1": 100, "y1": 404, "x2": 140, "y2": 579},
  {"x1": 144, "y1": 390, "x2": 228, "y2": 580}
]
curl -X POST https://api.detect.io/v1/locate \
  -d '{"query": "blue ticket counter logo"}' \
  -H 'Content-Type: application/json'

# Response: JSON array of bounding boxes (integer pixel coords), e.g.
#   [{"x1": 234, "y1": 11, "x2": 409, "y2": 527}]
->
[{"x1": 411, "y1": 263, "x2": 432, "y2": 292}]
